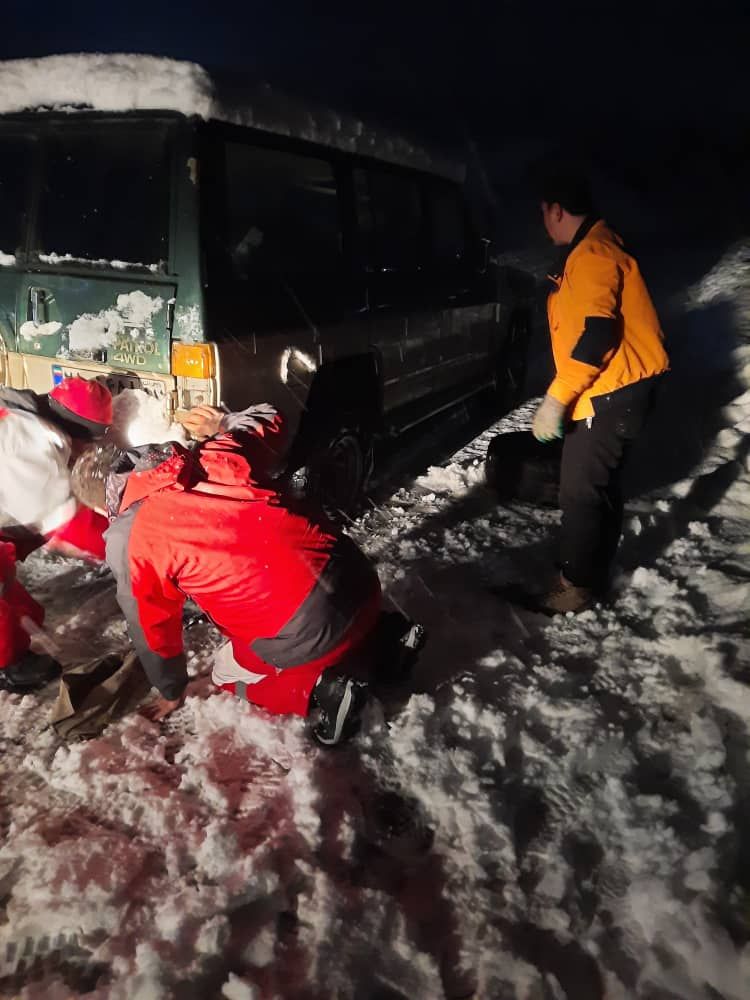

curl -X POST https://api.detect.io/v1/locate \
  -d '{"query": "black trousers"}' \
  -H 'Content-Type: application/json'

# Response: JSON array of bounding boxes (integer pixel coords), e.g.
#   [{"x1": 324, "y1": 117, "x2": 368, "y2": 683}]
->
[{"x1": 559, "y1": 399, "x2": 650, "y2": 590}]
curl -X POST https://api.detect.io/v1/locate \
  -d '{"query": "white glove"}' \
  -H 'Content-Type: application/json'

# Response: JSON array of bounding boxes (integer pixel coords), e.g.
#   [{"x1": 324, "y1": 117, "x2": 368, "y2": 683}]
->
[
  {"x1": 532, "y1": 395, "x2": 566, "y2": 443},
  {"x1": 221, "y1": 403, "x2": 279, "y2": 434}
]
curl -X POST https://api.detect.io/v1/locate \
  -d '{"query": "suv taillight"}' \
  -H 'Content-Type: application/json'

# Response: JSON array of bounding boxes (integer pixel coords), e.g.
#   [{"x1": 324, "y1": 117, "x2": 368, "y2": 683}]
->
[{"x1": 172, "y1": 342, "x2": 215, "y2": 379}]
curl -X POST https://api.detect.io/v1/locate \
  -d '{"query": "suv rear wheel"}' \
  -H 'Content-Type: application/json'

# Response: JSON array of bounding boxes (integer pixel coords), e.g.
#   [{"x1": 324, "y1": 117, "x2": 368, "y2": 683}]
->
[{"x1": 288, "y1": 425, "x2": 373, "y2": 518}]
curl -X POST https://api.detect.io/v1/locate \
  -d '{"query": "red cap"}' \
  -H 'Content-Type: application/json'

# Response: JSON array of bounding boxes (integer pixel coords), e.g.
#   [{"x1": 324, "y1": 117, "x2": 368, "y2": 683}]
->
[{"x1": 48, "y1": 377, "x2": 113, "y2": 438}]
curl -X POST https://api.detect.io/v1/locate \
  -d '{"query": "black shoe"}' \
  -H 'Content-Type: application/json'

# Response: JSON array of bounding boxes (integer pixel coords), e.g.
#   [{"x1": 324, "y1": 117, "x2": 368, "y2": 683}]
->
[
  {"x1": 310, "y1": 673, "x2": 369, "y2": 747},
  {"x1": 183, "y1": 601, "x2": 207, "y2": 630},
  {"x1": 400, "y1": 621, "x2": 427, "y2": 656},
  {"x1": 376, "y1": 611, "x2": 427, "y2": 685},
  {"x1": 0, "y1": 652, "x2": 61, "y2": 693}
]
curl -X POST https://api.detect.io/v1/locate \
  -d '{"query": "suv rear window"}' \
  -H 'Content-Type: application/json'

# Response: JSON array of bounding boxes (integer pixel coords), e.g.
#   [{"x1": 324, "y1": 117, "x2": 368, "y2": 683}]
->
[
  {"x1": 35, "y1": 124, "x2": 170, "y2": 267},
  {"x1": 0, "y1": 133, "x2": 35, "y2": 257},
  {"x1": 224, "y1": 143, "x2": 341, "y2": 280}
]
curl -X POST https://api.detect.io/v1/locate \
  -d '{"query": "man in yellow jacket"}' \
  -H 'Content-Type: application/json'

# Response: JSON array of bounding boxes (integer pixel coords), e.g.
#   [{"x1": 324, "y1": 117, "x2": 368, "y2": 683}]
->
[{"x1": 532, "y1": 168, "x2": 669, "y2": 613}]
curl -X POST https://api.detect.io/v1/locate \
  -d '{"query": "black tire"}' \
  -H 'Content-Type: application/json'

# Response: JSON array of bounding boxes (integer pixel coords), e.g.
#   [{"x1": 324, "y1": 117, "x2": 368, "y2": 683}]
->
[{"x1": 288, "y1": 425, "x2": 372, "y2": 518}]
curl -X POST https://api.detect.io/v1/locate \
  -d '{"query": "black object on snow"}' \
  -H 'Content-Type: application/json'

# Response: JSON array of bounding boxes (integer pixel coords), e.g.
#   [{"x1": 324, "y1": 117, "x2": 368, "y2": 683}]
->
[
  {"x1": 310, "y1": 674, "x2": 370, "y2": 747},
  {"x1": 485, "y1": 430, "x2": 562, "y2": 506},
  {"x1": 0, "y1": 652, "x2": 61, "y2": 693},
  {"x1": 375, "y1": 610, "x2": 427, "y2": 686}
]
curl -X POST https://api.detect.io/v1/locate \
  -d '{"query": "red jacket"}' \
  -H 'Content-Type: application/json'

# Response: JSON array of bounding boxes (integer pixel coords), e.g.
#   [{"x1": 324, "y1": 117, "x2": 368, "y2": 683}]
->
[{"x1": 105, "y1": 419, "x2": 380, "y2": 713}]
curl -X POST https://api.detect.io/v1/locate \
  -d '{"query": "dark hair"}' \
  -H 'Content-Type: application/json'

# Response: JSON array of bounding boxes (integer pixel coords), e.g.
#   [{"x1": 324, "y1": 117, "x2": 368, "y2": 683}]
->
[
  {"x1": 47, "y1": 397, "x2": 108, "y2": 441},
  {"x1": 70, "y1": 443, "x2": 123, "y2": 513},
  {"x1": 532, "y1": 160, "x2": 594, "y2": 216}
]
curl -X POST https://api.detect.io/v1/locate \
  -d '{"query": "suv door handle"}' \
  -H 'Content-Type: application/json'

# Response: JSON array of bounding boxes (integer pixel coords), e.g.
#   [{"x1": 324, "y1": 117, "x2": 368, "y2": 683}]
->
[{"x1": 28, "y1": 287, "x2": 49, "y2": 325}]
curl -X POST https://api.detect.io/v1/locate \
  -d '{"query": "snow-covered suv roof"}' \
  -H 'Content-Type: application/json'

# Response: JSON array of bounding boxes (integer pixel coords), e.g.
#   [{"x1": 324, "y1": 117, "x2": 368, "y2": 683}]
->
[{"x1": 0, "y1": 54, "x2": 465, "y2": 182}]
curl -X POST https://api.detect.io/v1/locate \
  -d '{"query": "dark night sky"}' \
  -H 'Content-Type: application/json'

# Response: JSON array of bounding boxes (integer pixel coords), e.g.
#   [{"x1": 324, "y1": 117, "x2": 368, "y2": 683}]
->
[
  {"x1": 4, "y1": 0, "x2": 750, "y2": 244},
  {"x1": 3, "y1": 1, "x2": 750, "y2": 146}
]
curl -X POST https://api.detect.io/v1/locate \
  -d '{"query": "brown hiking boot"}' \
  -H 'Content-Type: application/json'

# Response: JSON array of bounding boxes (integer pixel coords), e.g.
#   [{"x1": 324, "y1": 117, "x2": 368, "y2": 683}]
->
[{"x1": 538, "y1": 575, "x2": 595, "y2": 615}]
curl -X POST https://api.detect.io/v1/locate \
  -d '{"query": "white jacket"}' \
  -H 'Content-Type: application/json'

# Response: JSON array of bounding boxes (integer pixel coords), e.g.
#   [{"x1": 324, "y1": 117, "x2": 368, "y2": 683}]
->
[{"x1": 0, "y1": 409, "x2": 77, "y2": 535}]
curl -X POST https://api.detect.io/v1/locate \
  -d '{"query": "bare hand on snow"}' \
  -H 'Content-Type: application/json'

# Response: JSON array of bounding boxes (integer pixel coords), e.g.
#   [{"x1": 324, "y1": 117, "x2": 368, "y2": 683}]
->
[{"x1": 140, "y1": 693, "x2": 186, "y2": 722}]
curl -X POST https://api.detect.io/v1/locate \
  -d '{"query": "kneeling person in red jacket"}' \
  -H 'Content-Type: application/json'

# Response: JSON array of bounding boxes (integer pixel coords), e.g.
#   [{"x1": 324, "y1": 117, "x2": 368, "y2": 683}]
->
[{"x1": 71, "y1": 406, "x2": 383, "y2": 745}]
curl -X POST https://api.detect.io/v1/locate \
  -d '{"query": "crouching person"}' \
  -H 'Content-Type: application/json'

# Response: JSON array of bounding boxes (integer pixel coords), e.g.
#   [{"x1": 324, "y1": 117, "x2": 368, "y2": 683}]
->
[
  {"x1": 0, "y1": 376, "x2": 113, "y2": 561},
  {"x1": 0, "y1": 376, "x2": 113, "y2": 692},
  {"x1": 70, "y1": 406, "x2": 383, "y2": 745}
]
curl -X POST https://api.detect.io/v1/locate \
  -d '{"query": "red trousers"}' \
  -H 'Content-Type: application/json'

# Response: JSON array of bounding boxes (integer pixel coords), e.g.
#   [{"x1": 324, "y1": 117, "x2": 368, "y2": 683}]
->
[
  {"x1": 0, "y1": 542, "x2": 44, "y2": 669},
  {"x1": 218, "y1": 580, "x2": 382, "y2": 717}
]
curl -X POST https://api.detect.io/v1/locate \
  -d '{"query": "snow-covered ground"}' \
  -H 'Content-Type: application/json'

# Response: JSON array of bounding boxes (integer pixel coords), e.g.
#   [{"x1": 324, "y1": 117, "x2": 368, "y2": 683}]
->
[{"x1": 2, "y1": 244, "x2": 750, "y2": 999}]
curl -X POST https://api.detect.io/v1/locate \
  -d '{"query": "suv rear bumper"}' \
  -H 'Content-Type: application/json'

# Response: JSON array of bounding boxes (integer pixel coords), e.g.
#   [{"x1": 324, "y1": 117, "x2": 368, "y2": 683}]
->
[{"x1": 5, "y1": 353, "x2": 177, "y2": 414}]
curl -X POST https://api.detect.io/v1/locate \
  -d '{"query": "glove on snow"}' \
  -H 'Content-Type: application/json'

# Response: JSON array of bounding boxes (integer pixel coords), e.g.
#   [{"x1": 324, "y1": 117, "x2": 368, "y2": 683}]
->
[{"x1": 532, "y1": 395, "x2": 567, "y2": 443}]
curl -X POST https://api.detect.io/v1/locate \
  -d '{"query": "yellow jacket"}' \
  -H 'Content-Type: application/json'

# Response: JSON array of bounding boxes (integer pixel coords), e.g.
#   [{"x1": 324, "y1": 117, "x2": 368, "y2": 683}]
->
[{"x1": 547, "y1": 219, "x2": 669, "y2": 420}]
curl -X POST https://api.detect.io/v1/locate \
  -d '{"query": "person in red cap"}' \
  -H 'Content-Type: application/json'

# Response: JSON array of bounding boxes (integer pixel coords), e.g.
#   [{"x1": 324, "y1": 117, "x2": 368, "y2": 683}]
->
[{"x1": 0, "y1": 375, "x2": 113, "y2": 692}]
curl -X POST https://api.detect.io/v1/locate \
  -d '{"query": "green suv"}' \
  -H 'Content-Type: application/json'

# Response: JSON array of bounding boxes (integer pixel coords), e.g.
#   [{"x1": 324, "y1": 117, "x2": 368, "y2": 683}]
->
[{"x1": 0, "y1": 97, "x2": 530, "y2": 508}]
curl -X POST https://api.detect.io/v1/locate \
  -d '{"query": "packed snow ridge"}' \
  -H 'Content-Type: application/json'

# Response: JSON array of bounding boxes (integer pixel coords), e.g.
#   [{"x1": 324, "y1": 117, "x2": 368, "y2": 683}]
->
[
  {"x1": 0, "y1": 54, "x2": 214, "y2": 119},
  {"x1": 0, "y1": 54, "x2": 462, "y2": 180}
]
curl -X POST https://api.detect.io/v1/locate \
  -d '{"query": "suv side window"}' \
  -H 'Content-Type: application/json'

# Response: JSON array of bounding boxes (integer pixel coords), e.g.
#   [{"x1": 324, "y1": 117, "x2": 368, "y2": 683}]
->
[
  {"x1": 36, "y1": 124, "x2": 170, "y2": 268},
  {"x1": 354, "y1": 168, "x2": 424, "y2": 272},
  {"x1": 224, "y1": 143, "x2": 341, "y2": 281},
  {"x1": 429, "y1": 182, "x2": 468, "y2": 267}
]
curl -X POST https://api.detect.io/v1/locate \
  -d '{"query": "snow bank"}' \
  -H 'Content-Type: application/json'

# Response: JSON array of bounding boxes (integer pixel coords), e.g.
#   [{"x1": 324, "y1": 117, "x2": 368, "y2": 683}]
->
[
  {"x1": 416, "y1": 461, "x2": 485, "y2": 497},
  {"x1": 0, "y1": 54, "x2": 463, "y2": 181},
  {"x1": 221, "y1": 974, "x2": 258, "y2": 1000},
  {"x1": 687, "y1": 240, "x2": 750, "y2": 307}
]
